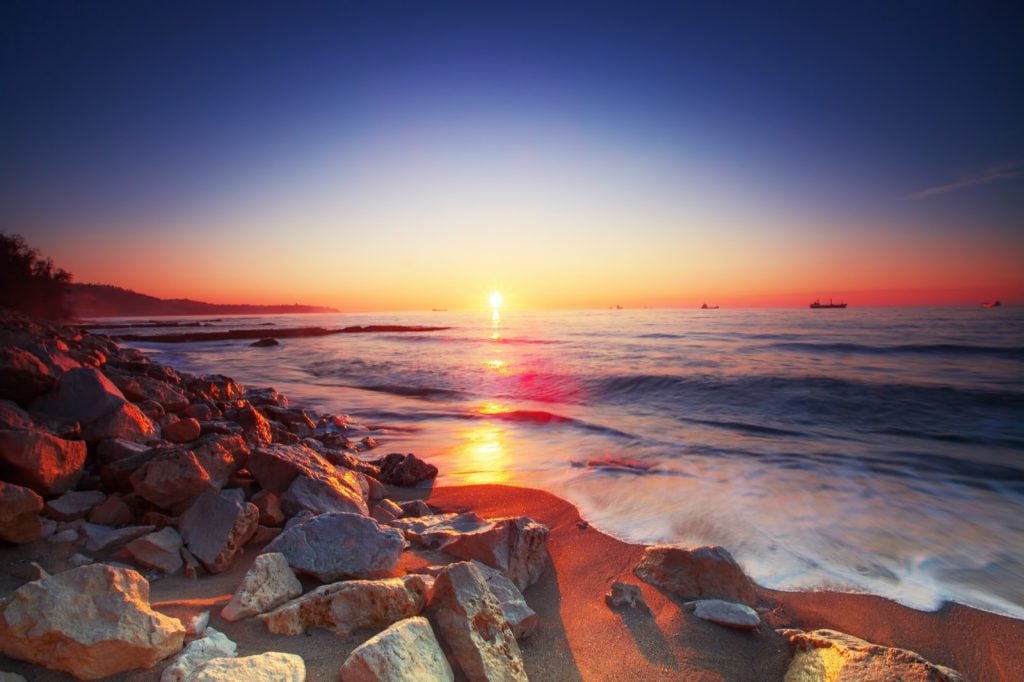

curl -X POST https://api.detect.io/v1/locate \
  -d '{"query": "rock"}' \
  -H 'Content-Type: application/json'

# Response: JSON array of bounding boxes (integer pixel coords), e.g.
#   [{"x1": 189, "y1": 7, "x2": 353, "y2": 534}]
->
[
  {"x1": 282, "y1": 472, "x2": 367, "y2": 517},
  {"x1": 181, "y1": 546, "x2": 202, "y2": 579},
  {"x1": 397, "y1": 499, "x2": 433, "y2": 517},
  {"x1": 428, "y1": 562, "x2": 527, "y2": 682},
  {"x1": 253, "y1": 490, "x2": 286, "y2": 526},
  {"x1": 96, "y1": 436, "x2": 150, "y2": 465},
  {"x1": 48, "y1": 528, "x2": 78, "y2": 543},
  {"x1": 444, "y1": 516, "x2": 550, "y2": 591},
  {"x1": 372, "y1": 498, "x2": 403, "y2": 524},
  {"x1": 247, "y1": 442, "x2": 357, "y2": 494},
  {"x1": 108, "y1": 371, "x2": 190, "y2": 412},
  {"x1": 192, "y1": 435, "x2": 248, "y2": 488},
  {"x1": 29, "y1": 366, "x2": 124, "y2": 423},
  {"x1": 130, "y1": 450, "x2": 216, "y2": 509},
  {"x1": 391, "y1": 512, "x2": 490, "y2": 548},
  {"x1": 263, "y1": 512, "x2": 405, "y2": 582},
  {"x1": 248, "y1": 525, "x2": 282, "y2": 545},
  {"x1": 376, "y1": 452, "x2": 438, "y2": 487},
  {"x1": 81, "y1": 400, "x2": 158, "y2": 443},
  {"x1": 184, "y1": 611, "x2": 210, "y2": 637},
  {"x1": 221, "y1": 552, "x2": 302, "y2": 621},
  {"x1": 184, "y1": 403, "x2": 215, "y2": 421},
  {"x1": 780, "y1": 628, "x2": 966, "y2": 681},
  {"x1": 160, "y1": 627, "x2": 237, "y2": 682},
  {"x1": 0, "y1": 672, "x2": 27, "y2": 681},
  {"x1": 124, "y1": 527, "x2": 184, "y2": 574},
  {"x1": 83, "y1": 523, "x2": 156, "y2": 552},
  {"x1": 693, "y1": 599, "x2": 760, "y2": 629},
  {"x1": 0, "y1": 564, "x2": 184, "y2": 679},
  {"x1": 179, "y1": 491, "x2": 259, "y2": 574},
  {"x1": 186, "y1": 375, "x2": 243, "y2": 402},
  {"x1": 68, "y1": 553, "x2": 93, "y2": 567},
  {"x1": 163, "y1": 417, "x2": 202, "y2": 443},
  {"x1": 0, "y1": 400, "x2": 34, "y2": 430},
  {"x1": 339, "y1": 616, "x2": 454, "y2": 682},
  {"x1": 88, "y1": 495, "x2": 135, "y2": 525},
  {"x1": 0, "y1": 345, "x2": 55, "y2": 403},
  {"x1": 605, "y1": 581, "x2": 647, "y2": 610},
  {"x1": 635, "y1": 544, "x2": 757, "y2": 606},
  {"x1": 262, "y1": 575, "x2": 428, "y2": 637},
  {"x1": 228, "y1": 403, "x2": 272, "y2": 446},
  {"x1": 43, "y1": 489, "x2": 106, "y2": 521},
  {"x1": 251, "y1": 338, "x2": 280, "y2": 347},
  {"x1": 471, "y1": 560, "x2": 539, "y2": 639},
  {"x1": 187, "y1": 652, "x2": 305, "y2": 681},
  {"x1": 0, "y1": 481, "x2": 43, "y2": 543},
  {"x1": 0, "y1": 428, "x2": 86, "y2": 494}
]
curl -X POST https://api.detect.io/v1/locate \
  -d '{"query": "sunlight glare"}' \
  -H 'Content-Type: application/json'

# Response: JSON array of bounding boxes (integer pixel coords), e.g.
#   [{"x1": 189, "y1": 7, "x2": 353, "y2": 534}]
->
[{"x1": 489, "y1": 291, "x2": 503, "y2": 309}]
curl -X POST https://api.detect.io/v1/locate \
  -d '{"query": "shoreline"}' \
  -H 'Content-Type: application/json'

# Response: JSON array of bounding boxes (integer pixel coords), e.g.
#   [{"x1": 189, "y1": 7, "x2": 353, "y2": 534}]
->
[{"x1": 2, "y1": 310, "x2": 1020, "y2": 680}]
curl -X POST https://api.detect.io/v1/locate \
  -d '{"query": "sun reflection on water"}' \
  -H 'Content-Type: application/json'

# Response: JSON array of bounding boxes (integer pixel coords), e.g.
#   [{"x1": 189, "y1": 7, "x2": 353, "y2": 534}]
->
[{"x1": 447, "y1": 424, "x2": 511, "y2": 484}]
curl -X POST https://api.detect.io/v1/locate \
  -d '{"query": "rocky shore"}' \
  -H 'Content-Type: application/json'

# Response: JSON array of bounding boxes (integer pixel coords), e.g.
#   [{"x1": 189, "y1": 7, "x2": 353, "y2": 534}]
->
[{"x1": 0, "y1": 309, "x2": 1017, "y2": 680}]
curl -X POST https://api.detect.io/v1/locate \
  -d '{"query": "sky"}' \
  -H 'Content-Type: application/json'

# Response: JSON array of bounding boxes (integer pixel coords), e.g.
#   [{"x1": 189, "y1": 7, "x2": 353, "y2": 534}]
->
[{"x1": 2, "y1": 1, "x2": 1022, "y2": 310}]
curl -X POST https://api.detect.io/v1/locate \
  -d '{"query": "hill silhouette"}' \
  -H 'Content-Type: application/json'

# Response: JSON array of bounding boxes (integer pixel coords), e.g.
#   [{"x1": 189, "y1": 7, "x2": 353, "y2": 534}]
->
[{"x1": 69, "y1": 283, "x2": 339, "y2": 318}]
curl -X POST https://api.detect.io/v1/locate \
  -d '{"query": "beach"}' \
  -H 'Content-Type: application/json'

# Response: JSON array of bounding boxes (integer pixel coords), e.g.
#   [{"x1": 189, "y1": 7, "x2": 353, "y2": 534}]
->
[{"x1": 1, "y1": 310, "x2": 1022, "y2": 680}]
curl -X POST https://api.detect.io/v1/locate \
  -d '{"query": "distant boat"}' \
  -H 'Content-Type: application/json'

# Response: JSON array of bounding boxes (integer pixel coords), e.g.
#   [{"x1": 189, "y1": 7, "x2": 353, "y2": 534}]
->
[
  {"x1": 810, "y1": 298, "x2": 847, "y2": 309},
  {"x1": 700, "y1": 303, "x2": 719, "y2": 309},
  {"x1": 982, "y1": 300, "x2": 1001, "y2": 308}
]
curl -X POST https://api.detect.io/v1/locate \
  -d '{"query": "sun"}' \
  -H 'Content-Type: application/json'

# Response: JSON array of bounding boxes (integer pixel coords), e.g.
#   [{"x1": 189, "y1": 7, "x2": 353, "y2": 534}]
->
[{"x1": 489, "y1": 291, "x2": 503, "y2": 309}]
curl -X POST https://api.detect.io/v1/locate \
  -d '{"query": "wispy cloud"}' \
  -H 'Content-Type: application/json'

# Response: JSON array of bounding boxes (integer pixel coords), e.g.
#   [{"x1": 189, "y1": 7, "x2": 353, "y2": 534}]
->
[{"x1": 905, "y1": 160, "x2": 1024, "y2": 200}]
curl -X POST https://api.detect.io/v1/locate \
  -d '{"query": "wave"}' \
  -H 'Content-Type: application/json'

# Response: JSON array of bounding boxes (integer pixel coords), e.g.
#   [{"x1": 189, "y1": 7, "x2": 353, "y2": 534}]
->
[
  {"x1": 347, "y1": 384, "x2": 467, "y2": 400},
  {"x1": 764, "y1": 342, "x2": 1024, "y2": 360}
]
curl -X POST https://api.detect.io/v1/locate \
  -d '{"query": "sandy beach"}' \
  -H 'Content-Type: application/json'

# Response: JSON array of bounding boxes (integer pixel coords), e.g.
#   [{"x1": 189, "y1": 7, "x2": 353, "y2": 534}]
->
[{"x1": 4, "y1": 481, "x2": 1022, "y2": 680}]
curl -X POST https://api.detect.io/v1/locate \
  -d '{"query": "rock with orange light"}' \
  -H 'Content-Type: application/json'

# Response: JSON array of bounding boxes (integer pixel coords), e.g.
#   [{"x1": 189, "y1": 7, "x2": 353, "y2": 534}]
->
[
  {"x1": 130, "y1": 450, "x2": 217, "y2": 508},
  {"x1": 262, "y1": 511, "x2": 405, "y2": 582},
  {"x1": 780, "y1": 628, "x2": 966, "y2": 681},
  {"x1": 281, "y1": 471, "x2": 367, "y2": 517},
  {"x1": 339, "y1": 616, "x2": 454, "y2": 682},
  {"x1": 184, "y1": 651, "x2": 305, "y2": 681},
  {"x1": 376, "y1": 452, "x2": 438, "y2": 487},
  {"x1": 427, "y1": 561, "x2": 527, "y2": 681},
  {"x1": 0, "y1": 428, "x2": 86, "y2": 495},
  {"x1": 635, "y1": 544, "x2": 757, "y2": 606},
  {"x1": 0, "y1": 346, "x2": 55, "y2": 403},
  {"x1": 81, "y1": 400, "x2": 159, "y2": 443},
  {"x1": 261, "y1": 575, "x2": 429, "y2": 636},
  {"x1": 443, "y1": 516, "x2": 550, "y2": 591},
  {"x1": 28, "y1": 366, "x2": 125, "y2": 423},
  {"x1": 221, "y1": 552, "x2": 301, "y2": 622},
  {"x1": 0, "y1": 564, "x2": 185, "y2": 679},
  {"x1": 163, "y1": 417, "x2": 202, "y2": 443}
]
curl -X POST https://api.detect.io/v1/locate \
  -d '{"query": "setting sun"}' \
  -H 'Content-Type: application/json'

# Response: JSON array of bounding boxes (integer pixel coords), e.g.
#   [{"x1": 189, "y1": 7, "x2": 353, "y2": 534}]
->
[{"x1": 489, "y1": 291, "x2": 503, "y2": 309}]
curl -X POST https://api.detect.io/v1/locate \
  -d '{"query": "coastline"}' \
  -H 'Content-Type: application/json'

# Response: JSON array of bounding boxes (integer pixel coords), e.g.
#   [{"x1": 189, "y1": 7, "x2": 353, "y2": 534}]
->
[{"x1": 1, "y1": 312, "x2": 1020, "y2": 680}]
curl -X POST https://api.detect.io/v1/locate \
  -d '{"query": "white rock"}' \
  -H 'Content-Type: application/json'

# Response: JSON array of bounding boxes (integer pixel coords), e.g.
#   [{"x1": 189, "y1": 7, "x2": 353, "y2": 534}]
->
[
  {"x1": 339, "y1": 616, "x2": 453, "y2": 682},
  {"x1": 160, "y1": 627, "x2": 237, "y2": 682},
  {"x1": 188, "y1": 652, "x2": 305, "y2": 681},
  {"x1": 221, "y1": 552, "x2": 302, "y2": 621}
]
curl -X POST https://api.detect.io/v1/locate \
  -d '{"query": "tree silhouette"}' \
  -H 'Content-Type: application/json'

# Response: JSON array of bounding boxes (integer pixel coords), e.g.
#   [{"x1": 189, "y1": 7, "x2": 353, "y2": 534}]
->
[{"x1": 0, "y1": 233, "x2": 73, "y2": 319}]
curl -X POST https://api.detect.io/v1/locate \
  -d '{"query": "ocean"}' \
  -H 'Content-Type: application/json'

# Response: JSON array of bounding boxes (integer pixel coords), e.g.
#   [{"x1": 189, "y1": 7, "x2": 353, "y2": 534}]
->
[{"x1": 102, "y1": 306, "x2": 1024, "y2": 620}]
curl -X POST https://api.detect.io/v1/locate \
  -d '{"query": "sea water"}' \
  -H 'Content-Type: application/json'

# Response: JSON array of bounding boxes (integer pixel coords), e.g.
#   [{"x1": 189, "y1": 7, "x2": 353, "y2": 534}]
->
[{"x1": 105, "y1": 307, "x2": 1024, "y2": 619}]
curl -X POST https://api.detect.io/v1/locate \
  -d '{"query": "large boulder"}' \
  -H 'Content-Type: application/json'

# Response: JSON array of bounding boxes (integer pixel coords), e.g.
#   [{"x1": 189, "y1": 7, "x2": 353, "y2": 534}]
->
[
  {"x1": 281, "y1": 472, "x2": 367, "y2": 517},
  {"x1": 470, "y1": 560, "x2": 539, "y2": 640},
  {"x1": 80, "y1": 400, "x2": 158, "y2": 443},
  {"x1": 188, "y1": 652, "x2": 305, "y2": 681},
  {"x1": 247, "y1": 443, "x2": 361, "y2": 497},
  {"x1": 179, "y1": 491, "x2": 259, "y2": 573},
  {"x1": 160, "y1": 627, "x2": 237, "y2": 682},
  {"x1": 443, "y1": 516, "x2": 550, "y2": 591},
  {"x1": 228, "y1": 403, "x2": 272, "y2": 446},
  {"x1": 781, "y1": 628, "x2": 966, "y2": 681},
  {"x1": 0, "y1": 346, "x2": 55, "y2": 404},
  {"x1": 0, "y1": 428, "x2": 86, "y2": 494},
  {"x1": 0, "y1": 564, "x2": 185, "y2": 679},
  {"x1": 130, "y1": 450, "x2": 217, "y2": 509},
  {"x1": 390, "y1": 512, "x2": 490, "y2": 548},
  {"x1": 635, "y1": 544, "x2": 757, "y2": 606},
  {"x1": 263, "y1": 512, "x2": 405, "y2": 582},
  {"x1": 221, "y1": 552, "x2": 302, "y2": 622},
  {"x1": 29, "y1": 366, "x2": 125, "y2": 423},
  {"x1": 339, "y1": 616, "x2": 454, "y2": 682},
  {"x1": 261, "y1": 575, "x2": 428, "y2": 636},
  {"x1": 427, "y1": 562, "x2": 527, "y2": 681},
  {"x1": 376, "y1": 452, "x2": 438, "y2": 487},
  {"x1": 692, "y1": 599, "x2": 760, "y2": 630},
  {"x1": 0, "y1": 480, "x2": 43, "y2": 543}
]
